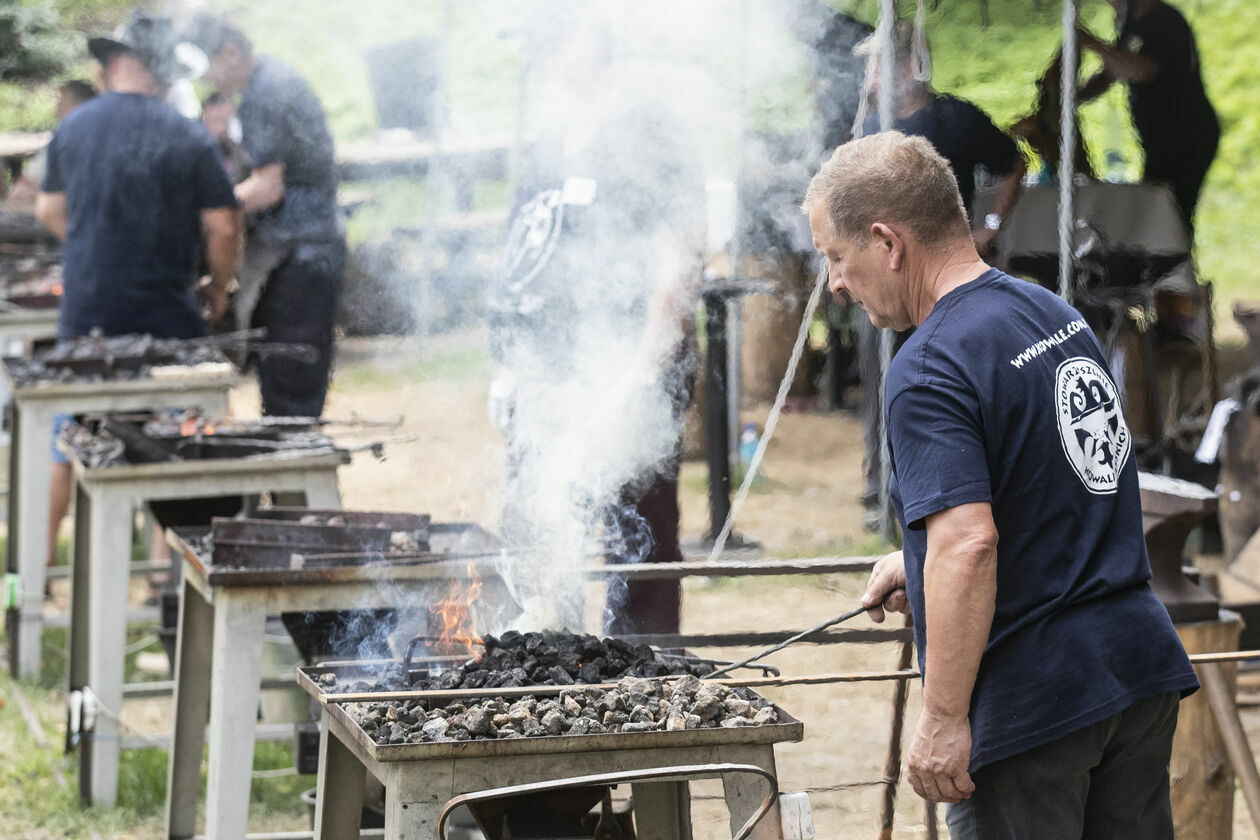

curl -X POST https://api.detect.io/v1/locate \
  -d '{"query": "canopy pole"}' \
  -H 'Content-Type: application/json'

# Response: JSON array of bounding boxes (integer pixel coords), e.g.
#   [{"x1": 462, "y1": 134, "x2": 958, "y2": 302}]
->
[
  {"x1": 1057, "y1": 0, "x2": 1079, "y2": 301},
  {"x1": 876, "y1": 0, "x2": 897, "y2": 543}
]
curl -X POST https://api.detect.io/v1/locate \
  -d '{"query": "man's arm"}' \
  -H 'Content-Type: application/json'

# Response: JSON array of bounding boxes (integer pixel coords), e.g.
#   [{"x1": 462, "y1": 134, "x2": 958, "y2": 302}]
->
[
  {"x1": 909, "y1": 501, "x2": 998, "y2": 804},
  {"x1": 1078, "y1": 27, "x2": 1158, "y2": 83},
  {"x1": 200, "y1": 207, "x2": 242, "y2": 322},
  {"x1": 234, "y1": 162, "x2": 285, "y2": 214},
  {"x1": 973, "y1": 158, "x2": 1026, "y2": 256},
  {"x1": 34, "y1": 192, "x2": 68, "y2": 241}
]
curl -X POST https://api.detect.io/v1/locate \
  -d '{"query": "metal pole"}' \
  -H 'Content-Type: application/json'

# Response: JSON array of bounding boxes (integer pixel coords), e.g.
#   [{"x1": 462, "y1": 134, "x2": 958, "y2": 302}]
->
[
  {"x1": 728, "y1": 0, "x2": 750, "y2": 466},
  {"x1": 704, "y1": 291, "x2": 732, "y2": 542},
  {"x1": 1058, "y1": 0, "x2": 1078, "y2": 301},
  {"x1": 876, "y1": 0, "x2": 897, "y2": 542}
]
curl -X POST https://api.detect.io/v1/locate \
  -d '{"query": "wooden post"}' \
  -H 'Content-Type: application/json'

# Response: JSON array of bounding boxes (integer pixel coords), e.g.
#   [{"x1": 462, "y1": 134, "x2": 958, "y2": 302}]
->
[
  {"x1": 1200, "y1": 662, "x2": 1260, "y2": 835},
  {"x1": 1171, "y1": 611, "x2": 1243, "y2": 840}
]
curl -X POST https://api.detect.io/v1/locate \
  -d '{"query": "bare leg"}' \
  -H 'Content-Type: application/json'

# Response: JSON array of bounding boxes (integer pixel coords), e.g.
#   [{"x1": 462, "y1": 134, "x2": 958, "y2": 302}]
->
[{"x1": 47, "y1": 462, "x2": 73, "y2": 580}]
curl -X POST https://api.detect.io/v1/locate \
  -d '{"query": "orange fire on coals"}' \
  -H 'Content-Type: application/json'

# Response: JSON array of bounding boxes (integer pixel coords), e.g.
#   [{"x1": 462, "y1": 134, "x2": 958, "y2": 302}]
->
[
  {"x1": 432, "y1": 563, "x2": 484, "y2": 658},
  {"x1": 179, "y1": 418, "x2": 217, "y2": 436}
]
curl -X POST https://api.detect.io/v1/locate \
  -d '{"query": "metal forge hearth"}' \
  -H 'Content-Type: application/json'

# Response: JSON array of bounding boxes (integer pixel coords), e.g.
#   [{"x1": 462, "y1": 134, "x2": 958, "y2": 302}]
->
[
  {"x1": 301, "y1": 651, "x2": 803, "y2": 840},
  {"x1": 162, "y1": 512, "x2": 509, "y2": 840},
  {"x1": 64, "y1": 413, "x2": 351, "y2": 807},
  {"x1": 0, "y1": 242, "x2": 61, "y2": 346},
  {"x1": 4, "y1": 335, "x2": 238, "y2": 679}
]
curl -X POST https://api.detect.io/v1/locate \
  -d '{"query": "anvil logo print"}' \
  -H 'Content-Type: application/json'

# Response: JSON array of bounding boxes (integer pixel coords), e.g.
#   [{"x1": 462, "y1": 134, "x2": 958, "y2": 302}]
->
[{"x1": 1055, "y1": 357, "x2": 1131, "y2": 494}]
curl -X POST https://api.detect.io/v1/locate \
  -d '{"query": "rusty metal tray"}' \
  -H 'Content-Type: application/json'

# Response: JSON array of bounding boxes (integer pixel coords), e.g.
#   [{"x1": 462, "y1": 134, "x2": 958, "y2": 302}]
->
[
  {"x1": 298, "y1": 661, "x2": 804, "y2": 763},
  {"x1": 169, "y1": 520, "x2": 502, "y2": 587}
]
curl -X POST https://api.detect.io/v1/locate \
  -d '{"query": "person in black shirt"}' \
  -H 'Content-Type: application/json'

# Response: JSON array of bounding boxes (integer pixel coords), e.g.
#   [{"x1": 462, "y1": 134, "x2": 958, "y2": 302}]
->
[
  {"x1": 184, "y1": 14, "x2": 346, "y2": 418},
  {"x1": 1079, "y1": 0, "x2": 1219, "y2": 231},
  {"x1": 35, "y1": 11, "x2": 241, "y2": 578}
]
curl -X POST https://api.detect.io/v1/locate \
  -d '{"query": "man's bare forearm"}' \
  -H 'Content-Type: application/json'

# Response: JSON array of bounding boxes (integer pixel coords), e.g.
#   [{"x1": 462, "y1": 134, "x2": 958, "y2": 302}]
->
[
  {"x1": 203, "y1": 209, "x2": 242, "y2": 291},
  {"x1": 922, "y1": 505, "x2": 998, "y2": 719},
  {"x1": 34, "y1": 192, "x2": 68, "y2": 241}
]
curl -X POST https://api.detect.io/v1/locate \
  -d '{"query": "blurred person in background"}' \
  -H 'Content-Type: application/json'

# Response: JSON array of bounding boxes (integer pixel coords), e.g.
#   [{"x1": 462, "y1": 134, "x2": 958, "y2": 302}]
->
[
  {"x1": 854, "y1": 21, "x2": 1025, "y2": 531},
  {"x1": 6, "y1": 80, "x2": 96, "y2": 203},
  {"x1": 184, "y1": 13, "x2": 345, "y2": 418},
  {"x1": 1078, "y1": 0, "x2": 1219, "y2": 233},
  {"x1": 34, "y1": 11, "x2": 240, "y2": 582},
  {"x1": 201, "y1": 91, "x2": 249, "y2": 185}
]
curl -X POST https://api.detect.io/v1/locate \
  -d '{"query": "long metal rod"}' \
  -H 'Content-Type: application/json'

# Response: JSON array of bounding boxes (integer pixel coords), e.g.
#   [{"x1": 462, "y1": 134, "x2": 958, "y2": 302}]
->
[
  {"x1": 1058, "y1": 0, "x2": 1078, "y2": 300},
  {"x1": 705, "y1": 604, "x2": 868, "y2": 678}
]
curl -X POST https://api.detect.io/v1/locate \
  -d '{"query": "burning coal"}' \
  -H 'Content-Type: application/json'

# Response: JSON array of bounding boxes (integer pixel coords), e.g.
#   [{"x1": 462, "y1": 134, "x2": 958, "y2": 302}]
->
[{"x1": 344, "y1": 674, "x2": 780, "y2": 745}]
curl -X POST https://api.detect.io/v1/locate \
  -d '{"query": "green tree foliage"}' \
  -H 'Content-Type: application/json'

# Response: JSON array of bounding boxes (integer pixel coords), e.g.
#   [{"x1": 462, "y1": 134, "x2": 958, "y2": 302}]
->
[{"x1": 0, "y1": 1, "x2": 77, "y2": 82}]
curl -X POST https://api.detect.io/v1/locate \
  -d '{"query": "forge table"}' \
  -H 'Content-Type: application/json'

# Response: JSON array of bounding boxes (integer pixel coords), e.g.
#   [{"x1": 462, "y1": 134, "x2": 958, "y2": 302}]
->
[
  {"x1": 3, "y1": 367, "x2": 238, "y2": 679},
  {"x1": 0, "y1": 305, "x2": 58, "y2": 348},
  {"x1": 303, "y1": 668, "x2": 802, "y2": 840},
  {"x1": 66, "y1": 446, "x2": 347, "y2": 808},
  {"x1": 163, "y1": 524, "x2": 506, "y2": 840}
]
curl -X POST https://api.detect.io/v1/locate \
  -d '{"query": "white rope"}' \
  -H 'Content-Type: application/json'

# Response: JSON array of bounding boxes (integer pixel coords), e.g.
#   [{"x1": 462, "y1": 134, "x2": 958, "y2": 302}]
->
[
  {"x1": 1058, "y1": 0, "x2": 1078, "y2": 301},
  {"x1": 912, "y1": 0, "x2": 932, "y2": 82},
  {"x1": 706, "y1": 264, "x2": 829, "y2": 562}
]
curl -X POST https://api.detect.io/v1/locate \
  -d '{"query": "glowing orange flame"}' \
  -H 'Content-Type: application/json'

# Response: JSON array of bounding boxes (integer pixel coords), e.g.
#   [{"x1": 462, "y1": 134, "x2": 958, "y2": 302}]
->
[
  {"x1": 52, "y1": 283, "x2": 64, "y2": 296},
  {"x1": 180, "y1": 418, "x2": 198, "y2": 436},
  {"x1": 432, "y1": 563, "x2": 483, "y2": 658},
  {"x1": 203, "y1": 424, "x2": 216, "y2": 435}
]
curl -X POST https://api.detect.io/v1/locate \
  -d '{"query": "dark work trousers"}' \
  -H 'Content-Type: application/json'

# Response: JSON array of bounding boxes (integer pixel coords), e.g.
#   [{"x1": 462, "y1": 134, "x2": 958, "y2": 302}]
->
[
  {"x1": 1144, "y1": 130, "x2": 1218, "y2": 236},
  {"x1": 945, "y1": 691, "x2": 1181, "y2": 840},
  {"x1": 605, "y1": 471, "x2": 683, "y2": 636},
  {"x1": 251, "y1": 242, "x2": 345, "y2": 417}
]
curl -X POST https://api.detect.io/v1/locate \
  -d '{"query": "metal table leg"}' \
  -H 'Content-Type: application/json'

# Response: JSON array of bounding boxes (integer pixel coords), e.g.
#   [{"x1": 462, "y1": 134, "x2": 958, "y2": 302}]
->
[
  {"x1": 314, "y1": 710, "x2": 367, "y2": 840},
  {"x1": 632, "y1": 780, "x2": 694, "y2": 839},
  {"x1": 165, "y1": 571, "x2": 215, "y2": 840},
  {"x1": 80, "y1": 484, "x2": 137, "y2": 806},
  {"x1": 722, "y1": 744, "x2": 784, "y2": 840},
  {"x1": 303, "y1": 476, "x2": 342, "y2": 510},
  {"x1": 203, "y1": 589, "x2": 268, "y2": 840},
  {"x1": 8, "y1": 402, "x2": 55, "y2": 678}
]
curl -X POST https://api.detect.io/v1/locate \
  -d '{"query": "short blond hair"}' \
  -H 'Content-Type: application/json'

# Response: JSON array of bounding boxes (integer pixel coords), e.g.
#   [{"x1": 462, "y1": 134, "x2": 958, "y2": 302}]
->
[{"x1": 802, "y1": 131, "x2": 969, "y2": 248}]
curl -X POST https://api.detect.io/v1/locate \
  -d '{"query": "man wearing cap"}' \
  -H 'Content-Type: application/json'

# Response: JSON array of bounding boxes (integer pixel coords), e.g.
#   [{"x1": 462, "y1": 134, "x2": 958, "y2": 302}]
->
[
  {"x1": 804, "y1": 131, "x2": 1197, "y2": 838},
  {"x1": 34, "y1": 11, "x2": 241, "y2": 578},
  {"x1": 183, "y1": 14, "x2": 344, "y2": 419}
]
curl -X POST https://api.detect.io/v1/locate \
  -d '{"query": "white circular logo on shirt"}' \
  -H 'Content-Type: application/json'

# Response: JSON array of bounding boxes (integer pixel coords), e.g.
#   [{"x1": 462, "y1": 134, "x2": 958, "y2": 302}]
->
[{"x1": 1055, "y1": 357, "x2": 1131, "y2": 494}]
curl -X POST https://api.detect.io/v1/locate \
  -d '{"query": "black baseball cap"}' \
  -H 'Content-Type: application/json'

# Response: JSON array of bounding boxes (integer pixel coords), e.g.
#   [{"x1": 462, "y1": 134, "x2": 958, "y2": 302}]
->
[{"x1": 88, "y1": 12, "x2": 208, "y2": 82}]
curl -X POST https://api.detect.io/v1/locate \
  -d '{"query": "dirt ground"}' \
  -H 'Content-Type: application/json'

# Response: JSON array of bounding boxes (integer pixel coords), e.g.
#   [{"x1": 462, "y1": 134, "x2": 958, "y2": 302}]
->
[{"x1": 69, "y1": 328, "x2": 1253, "y2": 838}]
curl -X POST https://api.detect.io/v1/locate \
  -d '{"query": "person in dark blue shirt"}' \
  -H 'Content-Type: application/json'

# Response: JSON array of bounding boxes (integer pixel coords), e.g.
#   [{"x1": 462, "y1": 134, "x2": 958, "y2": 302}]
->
[
  {"x1": 35, "y1": 11, "x2": 241, "y2": 582},
  {"x1": 804, "y1": 131, "x2": 1197, "y2": 838},
  {"x1": 184, "y1": 14, "x2": 346, "y2": 418},
  {"x1": 37, "y1": 13, "x2": 240, "y2": 339}
]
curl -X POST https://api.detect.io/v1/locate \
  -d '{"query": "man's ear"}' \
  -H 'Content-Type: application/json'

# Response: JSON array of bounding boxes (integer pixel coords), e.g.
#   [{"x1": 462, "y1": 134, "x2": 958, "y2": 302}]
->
[{"x1": 870, "y1": 222, "x2": 905, "y2": 271}]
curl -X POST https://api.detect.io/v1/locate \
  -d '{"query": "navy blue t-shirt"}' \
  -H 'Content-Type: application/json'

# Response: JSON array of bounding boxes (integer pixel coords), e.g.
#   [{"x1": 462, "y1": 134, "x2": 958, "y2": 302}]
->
[
  {"x1": 864, "y1": 95, "x2": 1018, "y2": 217},
  {"x1": 43, "y1": 92, "x2": 238, "y2": 339},
  {"x1": 887, "y1": 269, "x2": 1198, "y2": 771},
  {"x1": 238, "y1": 56, "x2": 341, "y2": 247}
]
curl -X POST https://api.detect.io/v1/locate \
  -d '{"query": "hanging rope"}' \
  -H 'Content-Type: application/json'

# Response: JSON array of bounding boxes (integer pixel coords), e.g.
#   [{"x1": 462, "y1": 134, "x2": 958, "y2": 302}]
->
[{"x1": 706, "y1": 264, "x2": 829, "y2": 563}]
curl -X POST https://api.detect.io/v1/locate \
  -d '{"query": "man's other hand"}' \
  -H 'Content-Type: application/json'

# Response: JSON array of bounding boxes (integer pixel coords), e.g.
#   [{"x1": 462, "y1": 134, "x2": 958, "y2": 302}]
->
[
  {"x1": 861, "y1": 550, "x2": 908, "y2": 622},
  {"x1": 907, "y1": 708, "x2": 975, "y2": 803},
  {"x1": 198, "y1": 275, "x2": 229, "y2": 324}
]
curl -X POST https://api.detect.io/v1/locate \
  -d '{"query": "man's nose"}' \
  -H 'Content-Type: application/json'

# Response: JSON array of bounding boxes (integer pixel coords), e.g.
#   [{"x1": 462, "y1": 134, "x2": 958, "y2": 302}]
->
[{"x1": 827, "y1": 266, "x2": 845, "y2": 293}]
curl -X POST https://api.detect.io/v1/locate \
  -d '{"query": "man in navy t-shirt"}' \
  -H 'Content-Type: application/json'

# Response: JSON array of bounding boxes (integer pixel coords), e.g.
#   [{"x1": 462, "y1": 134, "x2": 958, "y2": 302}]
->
[
  {"x1": 34, "y1": 12, "x2": 240, "y2": 586},
  {"x1": 37, "y1": 13, "x2": 240, "y2": 339},
  {"x1": 804, "y1": 131, "x2": 1197, "y2": 838}
]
